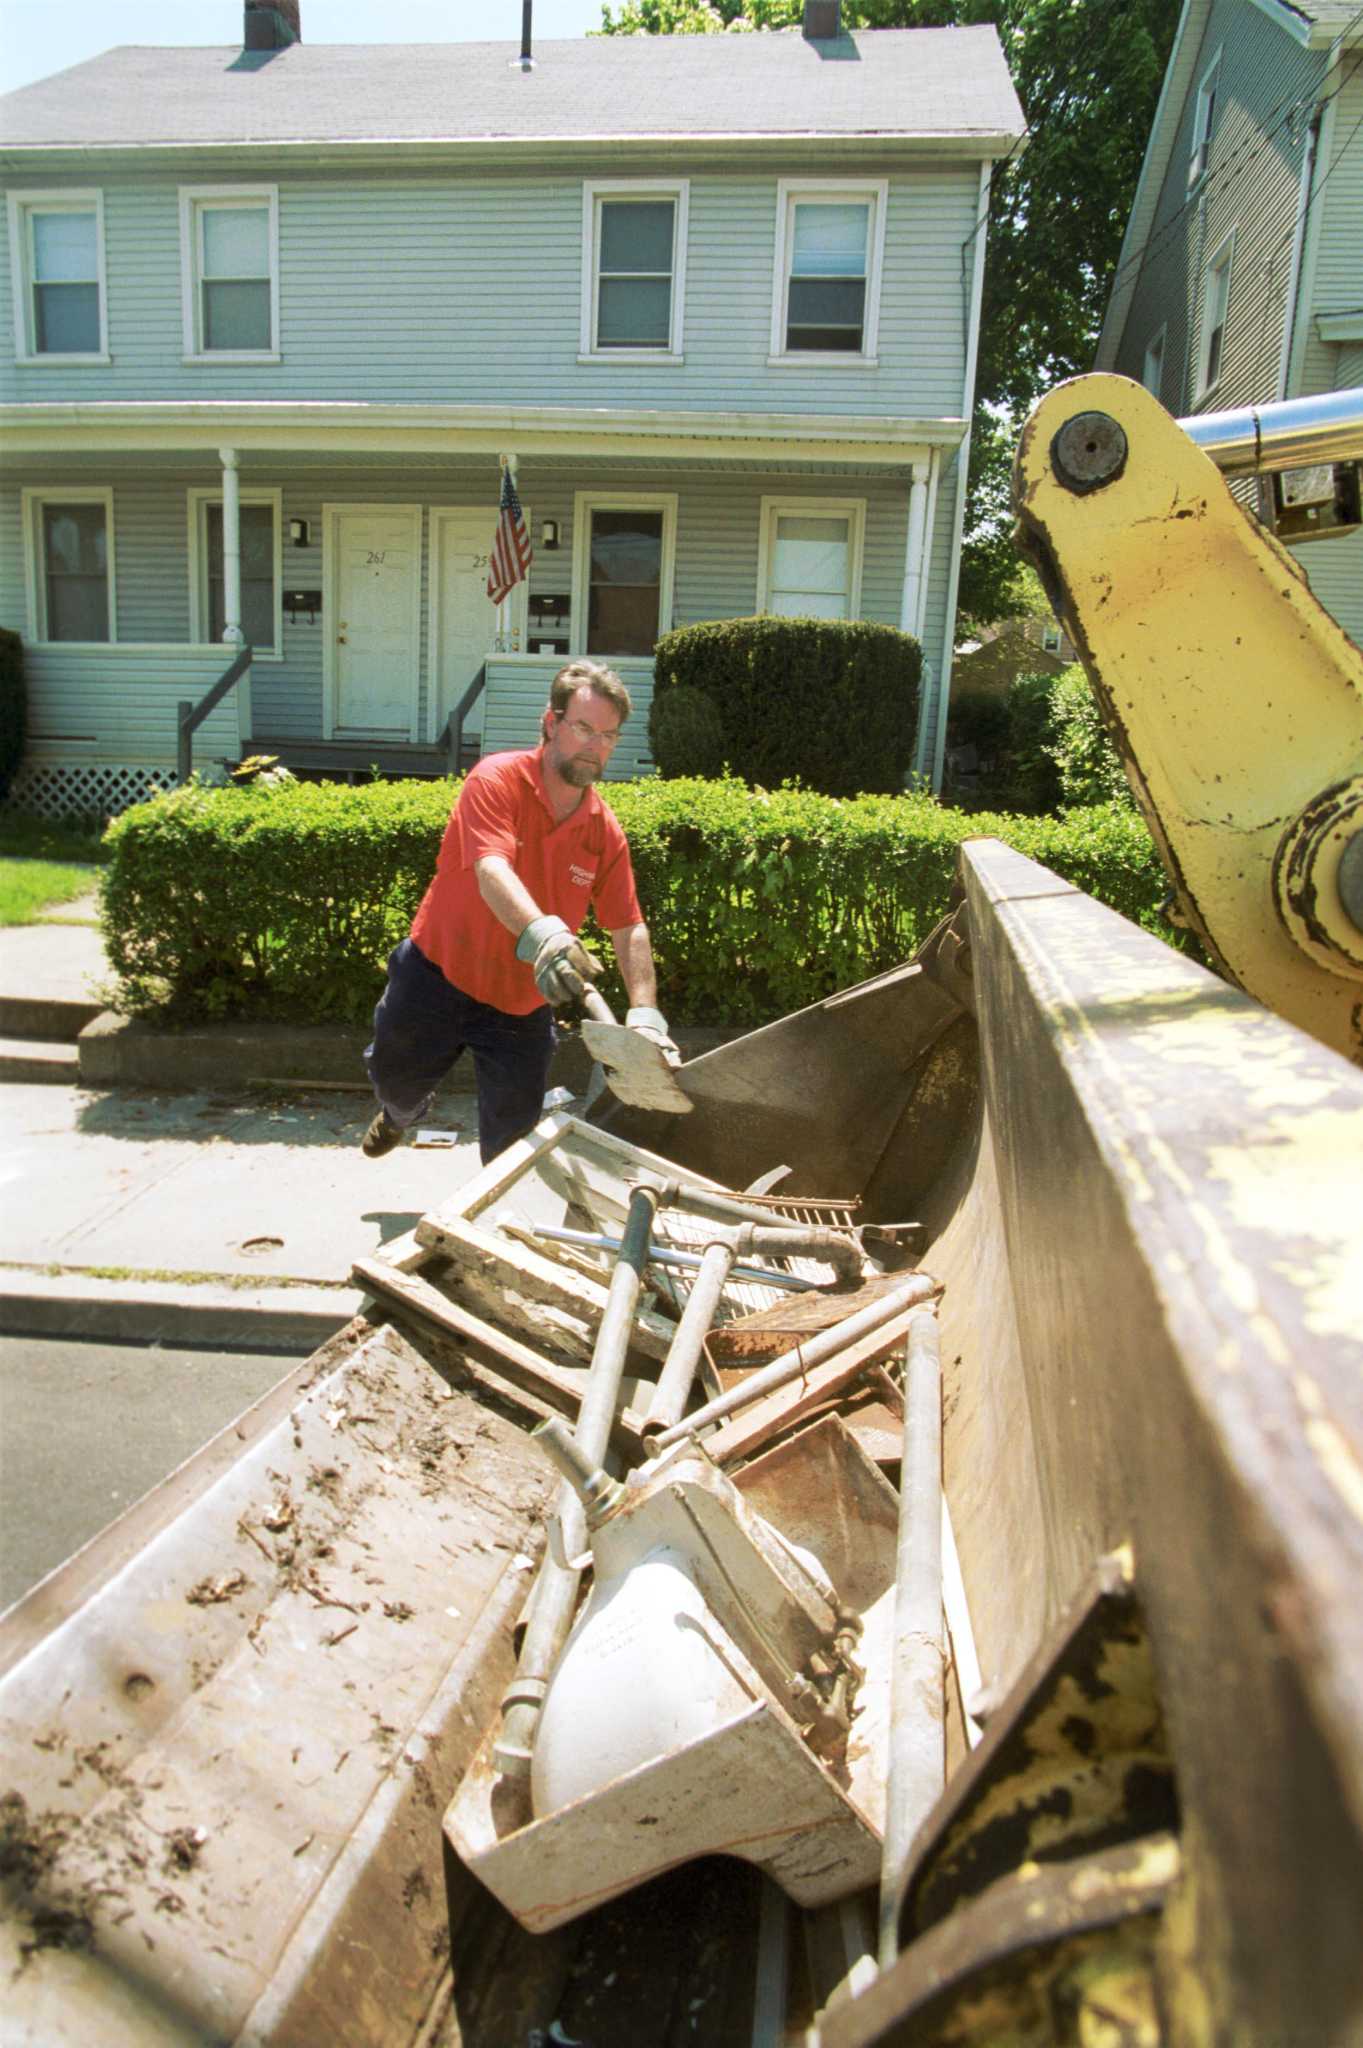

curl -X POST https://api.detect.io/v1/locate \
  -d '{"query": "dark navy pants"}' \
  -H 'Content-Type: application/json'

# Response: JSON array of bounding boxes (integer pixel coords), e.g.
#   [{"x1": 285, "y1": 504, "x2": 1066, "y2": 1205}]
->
[{"x1": 364, "y1": 938, "x2": 556, "y2": 1165}]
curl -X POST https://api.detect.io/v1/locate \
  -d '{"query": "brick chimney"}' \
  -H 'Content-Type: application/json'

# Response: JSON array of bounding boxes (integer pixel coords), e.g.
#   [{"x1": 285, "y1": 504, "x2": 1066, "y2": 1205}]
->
[
  {"x1": 803, "y1": 0, "x2": 841, "y2": 37},
  {"x1": 245, "y1": 1, "x2": 301, "y2": 51}
]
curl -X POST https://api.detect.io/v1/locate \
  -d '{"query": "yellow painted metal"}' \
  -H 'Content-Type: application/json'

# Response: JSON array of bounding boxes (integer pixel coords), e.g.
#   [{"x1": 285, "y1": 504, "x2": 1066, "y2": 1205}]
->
[{"x1": 1014, "y1": 372, "x2": 1363, "y2": 1066}]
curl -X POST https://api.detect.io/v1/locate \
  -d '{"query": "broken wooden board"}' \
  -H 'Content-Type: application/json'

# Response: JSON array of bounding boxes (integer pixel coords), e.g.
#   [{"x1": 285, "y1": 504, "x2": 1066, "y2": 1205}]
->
[
  {"x1": 710, "y1": 1270, "x2": 932, "y2": 1370},
  {"x1": 704, "y1": 1298, "x2": 939, "y2": 1467}
]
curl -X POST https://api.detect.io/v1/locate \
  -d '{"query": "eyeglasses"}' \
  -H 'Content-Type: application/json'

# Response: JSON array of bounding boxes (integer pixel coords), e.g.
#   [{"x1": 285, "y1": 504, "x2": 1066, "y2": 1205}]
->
[{"x1": 558, "y1": 714, "x2": 621, "y2": 748}]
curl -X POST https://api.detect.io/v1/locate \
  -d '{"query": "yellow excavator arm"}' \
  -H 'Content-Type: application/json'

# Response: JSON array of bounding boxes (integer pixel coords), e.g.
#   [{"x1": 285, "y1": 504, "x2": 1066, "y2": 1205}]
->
[{"x1": 1013, "y1": 374, "x2": 1363, "y2": 1065}]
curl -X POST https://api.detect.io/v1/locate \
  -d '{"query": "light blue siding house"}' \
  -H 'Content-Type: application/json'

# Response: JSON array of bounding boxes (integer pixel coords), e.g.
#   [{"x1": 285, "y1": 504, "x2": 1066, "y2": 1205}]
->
[
  {"x1": 0, "y1": 0, "x2": 1023, "y2": 816},
  {"x1": 1098, "y1": 0, "x2": 1363, "y2": 651}
]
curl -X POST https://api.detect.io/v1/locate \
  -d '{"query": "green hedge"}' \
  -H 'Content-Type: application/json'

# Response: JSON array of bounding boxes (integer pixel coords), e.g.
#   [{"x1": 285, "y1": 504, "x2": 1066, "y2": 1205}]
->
[
  {"x1": 0, "y1": 627, "x2": 25, "y2": 802},
  {"x1": 101, "y1": 773, "x2": 1178, "y2": 1029},
  {"x1": 651, "y1": 616, "x2": 920, "y2": 796}
]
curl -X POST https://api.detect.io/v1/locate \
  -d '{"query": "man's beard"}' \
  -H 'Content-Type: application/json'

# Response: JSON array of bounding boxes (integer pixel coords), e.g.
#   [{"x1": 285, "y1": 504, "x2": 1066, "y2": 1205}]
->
[{"x1": 560, "y1": 756, "x2": 602, "y2": 787}]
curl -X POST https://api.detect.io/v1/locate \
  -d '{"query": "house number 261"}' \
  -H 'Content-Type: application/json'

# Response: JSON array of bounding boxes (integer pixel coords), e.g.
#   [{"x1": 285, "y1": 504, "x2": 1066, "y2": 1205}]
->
[{"x1": 367, "y1": 550, "x2": 388, "y2": 566}]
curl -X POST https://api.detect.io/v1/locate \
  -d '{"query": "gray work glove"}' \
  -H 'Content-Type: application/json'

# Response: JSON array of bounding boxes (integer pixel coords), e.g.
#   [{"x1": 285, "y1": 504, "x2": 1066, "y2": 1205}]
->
[
  {"x1": 515, "y1": 914, "x2": 602, "y2": 1009},
  {"x1": 626, "y1": 1005, "x2": 681, "y2": 1066}
]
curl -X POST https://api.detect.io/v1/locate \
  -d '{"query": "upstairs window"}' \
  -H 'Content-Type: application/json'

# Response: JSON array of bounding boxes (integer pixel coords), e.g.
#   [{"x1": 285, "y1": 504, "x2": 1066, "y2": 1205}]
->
[
  {"x1": 758, "y1": 498, "x2": 865, "y2": 619},
  {"x1": 581, "y1": 181, "x2": 689, "y2": 359},
  {"x1": 23, "y1": 489, "x2": 114, "y2": 642},
  {"x1": 1189, "y1": 51, "x2": 1220, "y2": 188},
  {"x1": 180, "y1": 187, "x2": 279, "y2": 359},
  {"x1": 1198, "y1": 234, "x2": 1234, "y2": 398},
  {"x1": 7, "y1": 192, "x2": 108, "y2": 362},
  {"x1": 771, "y1": 181, "x2": 886, "y2": 364}
]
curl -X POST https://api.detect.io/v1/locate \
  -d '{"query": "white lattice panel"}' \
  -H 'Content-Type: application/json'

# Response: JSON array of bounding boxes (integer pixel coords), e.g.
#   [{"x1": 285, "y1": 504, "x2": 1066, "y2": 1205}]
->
[{"x1": 6, "y1": 761, "x2": 176, "y2": 823}]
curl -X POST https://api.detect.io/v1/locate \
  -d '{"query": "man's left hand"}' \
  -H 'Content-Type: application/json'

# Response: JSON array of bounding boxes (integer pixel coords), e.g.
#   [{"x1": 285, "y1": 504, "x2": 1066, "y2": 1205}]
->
[{"x1": 626, "y1": 1006, "x2": 681, "y2": 1066}]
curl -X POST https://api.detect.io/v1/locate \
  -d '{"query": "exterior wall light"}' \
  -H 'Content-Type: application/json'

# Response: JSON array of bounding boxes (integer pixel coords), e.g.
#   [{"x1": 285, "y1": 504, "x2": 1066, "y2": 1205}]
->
[
  {"x1": 288, "y1": 518, "x2": 310, "y2": 547},
  {"x1": 541, "y1": 519, "x2": 560, "y2": 549}
]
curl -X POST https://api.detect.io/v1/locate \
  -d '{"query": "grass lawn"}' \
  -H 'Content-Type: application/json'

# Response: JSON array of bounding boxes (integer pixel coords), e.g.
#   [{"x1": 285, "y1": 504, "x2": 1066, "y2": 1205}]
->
[{"x1": 0, "y1": 812, "x2": 106, "y2": 926}]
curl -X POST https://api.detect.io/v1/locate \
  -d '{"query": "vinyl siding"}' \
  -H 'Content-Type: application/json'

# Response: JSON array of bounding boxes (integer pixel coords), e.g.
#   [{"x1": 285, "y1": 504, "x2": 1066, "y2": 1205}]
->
[
  {"x1": 1297, "y1": 62, "x2": 1363, "y2": 395},
  {"x1": 0, "y1": 159, "x2": 981, "y2": 421},
  {"x1": 1111, "y1": 0, "x2": 1324, "y2": 414},
  {"x1": 1, "y1": 462, "x2": 937, "y2": 761},
  {"x1": 21, "y1": 644, "x2": 246, "y2": 766}
]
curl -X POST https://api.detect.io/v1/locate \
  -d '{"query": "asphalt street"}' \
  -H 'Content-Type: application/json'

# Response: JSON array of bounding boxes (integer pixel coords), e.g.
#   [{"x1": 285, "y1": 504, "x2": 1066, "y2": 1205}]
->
[{"x1": 0, "y1": 1332, "x2": 295, "y2": 1610}]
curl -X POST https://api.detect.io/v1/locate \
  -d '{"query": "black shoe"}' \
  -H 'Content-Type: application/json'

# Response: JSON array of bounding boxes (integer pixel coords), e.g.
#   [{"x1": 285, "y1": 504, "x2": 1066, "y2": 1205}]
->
[{"x1": 361, "y1": 1108, "x2": 406, "y2": 1158}]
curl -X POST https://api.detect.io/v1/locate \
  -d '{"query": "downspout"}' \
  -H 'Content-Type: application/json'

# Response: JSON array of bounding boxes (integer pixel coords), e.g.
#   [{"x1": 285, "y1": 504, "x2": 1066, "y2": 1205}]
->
[
  {"x1": 924, "y1": 156, "x2": 991, "y2": 793},
  {"x1": 1284, "y1": 63, "x2": 1339, "y2": 402},
  {"x1": 1277, "y1": 110, "x2": 1320, "y2": 401},
  {"x1": 219, "y1": 446, "x2": 244, "y2": 648}
]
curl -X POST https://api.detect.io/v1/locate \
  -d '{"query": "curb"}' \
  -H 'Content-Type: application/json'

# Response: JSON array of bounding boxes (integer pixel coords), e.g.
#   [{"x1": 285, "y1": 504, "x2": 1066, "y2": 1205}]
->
[
  {"x1": 0, "y1": 1271, "x2": 366, "y2": 1351},
  {"x1": 75, "y1": 1011, "x2": 742, "y2": 1094}
]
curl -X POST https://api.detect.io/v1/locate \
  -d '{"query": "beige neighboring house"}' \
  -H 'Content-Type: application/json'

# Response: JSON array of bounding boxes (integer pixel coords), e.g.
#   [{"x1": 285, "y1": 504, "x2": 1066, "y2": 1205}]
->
[
  {"x1": 951, "y1": 614, "x2": 1077, "y2": 701},
  {"x1": 1097, "y1": 0, "x2": 1363, "y2": 651}
]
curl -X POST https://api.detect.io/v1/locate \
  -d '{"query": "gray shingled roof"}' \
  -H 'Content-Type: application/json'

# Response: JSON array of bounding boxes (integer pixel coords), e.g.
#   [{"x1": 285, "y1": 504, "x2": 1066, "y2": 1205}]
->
[{"x1": 0, "y1": 29, "x2": 1022, "y2": 152}]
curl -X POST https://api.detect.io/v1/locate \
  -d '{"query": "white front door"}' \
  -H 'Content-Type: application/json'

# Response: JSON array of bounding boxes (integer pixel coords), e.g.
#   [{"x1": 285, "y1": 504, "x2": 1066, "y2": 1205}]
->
[
  {"x1": 326, "y1": 504, "x2": 421, "y2": 736},
  {"x1": 429, "y1": 506, "x2": 529, "y2": 742}
]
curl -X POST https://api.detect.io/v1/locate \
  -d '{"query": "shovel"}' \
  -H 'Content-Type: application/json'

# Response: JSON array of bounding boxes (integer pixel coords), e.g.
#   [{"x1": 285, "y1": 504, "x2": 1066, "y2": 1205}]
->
[{"x1": 578, "y1": 987, "x2": 692, "y2": 1116}]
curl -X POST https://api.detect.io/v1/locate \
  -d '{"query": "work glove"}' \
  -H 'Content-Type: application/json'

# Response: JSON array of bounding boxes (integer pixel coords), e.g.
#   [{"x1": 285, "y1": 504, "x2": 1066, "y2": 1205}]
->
[
  {"x1": 626, "y1": 1006, "x2": 681, "y2": 1066},
  {"x1": 515, "y1": 914, "x2": 603, "y2": 1009}
]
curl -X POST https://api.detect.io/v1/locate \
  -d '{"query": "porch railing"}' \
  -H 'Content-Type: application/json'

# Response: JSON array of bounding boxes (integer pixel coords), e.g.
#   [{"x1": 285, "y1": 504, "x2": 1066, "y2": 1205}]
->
[
  {"x1": 446, "y1": 663, "x2": 487, "y2": 774},
  {"x1": 178, "y1": 643, "x2": 253, "y2": 783}
]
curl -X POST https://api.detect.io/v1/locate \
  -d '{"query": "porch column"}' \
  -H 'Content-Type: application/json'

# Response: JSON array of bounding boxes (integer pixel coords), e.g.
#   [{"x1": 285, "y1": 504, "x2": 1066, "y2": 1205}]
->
[
  {"x1": 219, "y1": 446, "x2": 244, "y2": 647},
  {"x1": 899, "y1": 463, "x2": 930, "y2": 642}
]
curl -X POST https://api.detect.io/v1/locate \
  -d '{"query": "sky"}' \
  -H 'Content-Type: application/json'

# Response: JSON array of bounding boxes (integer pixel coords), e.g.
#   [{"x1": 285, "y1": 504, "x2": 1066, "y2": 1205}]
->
[{"x1": 0, "y1": 0, "x2": 614, "y2": 98}]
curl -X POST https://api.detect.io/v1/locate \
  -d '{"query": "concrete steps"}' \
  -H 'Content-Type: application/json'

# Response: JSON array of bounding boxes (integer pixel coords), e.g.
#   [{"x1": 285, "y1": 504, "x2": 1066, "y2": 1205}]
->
[{"x1": 0, "y1": 994, "x2": 102, "y2": 1084}]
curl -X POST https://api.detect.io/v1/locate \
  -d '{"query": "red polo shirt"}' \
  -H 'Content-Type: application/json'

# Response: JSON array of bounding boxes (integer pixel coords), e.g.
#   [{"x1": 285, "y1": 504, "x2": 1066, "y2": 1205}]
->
[{"x1": 410, "y1": 747, "x2": 643, "y2": 1015}]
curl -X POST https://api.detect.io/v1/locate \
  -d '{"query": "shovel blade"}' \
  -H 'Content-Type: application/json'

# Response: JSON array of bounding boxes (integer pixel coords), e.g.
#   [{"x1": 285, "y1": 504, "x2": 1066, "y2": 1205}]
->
[{"x1": 579, "y1": 1019, "x2": 693, "y2": 1115}]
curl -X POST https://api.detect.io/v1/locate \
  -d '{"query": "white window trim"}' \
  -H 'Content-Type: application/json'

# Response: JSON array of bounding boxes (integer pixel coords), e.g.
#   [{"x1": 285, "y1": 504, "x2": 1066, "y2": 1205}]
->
[
  {"x1": 570, "y1": 491, "x2": 678, "y2": 656},
  {"x1": 7, "y1": 189, "x2": 110, "y2": 366},
  {"x1": 187, "y1": 486, "x2": 284, "y2": 659},
  {"x1": 1189, "y1": 48, "x2": 1221, "y2": 189},
  {"x1": 179, "y1": 184, "x2": 281, "y2": 363},
  {"x1": 21, "y1": 486, "x2": 117, "y2": 643},
  {"x1": 756, "y1": 495, "x2": 866, "y2": 618},
  {"x1": 1196, "y1": 229, "x2": 1235, "y2": 403},
  {"x1": 768, "y1": 178, "x2": 887, "y2": 368},
  {"x1": 1142, "y1": 323, "x2": 1167, "y2": 401},
  {"x1": 579, "y1": 179, "x2": 689, "y2": 363}
]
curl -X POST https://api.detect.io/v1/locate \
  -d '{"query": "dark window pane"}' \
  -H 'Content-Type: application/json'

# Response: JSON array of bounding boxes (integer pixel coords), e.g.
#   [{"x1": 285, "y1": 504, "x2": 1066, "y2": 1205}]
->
[
  {"x1": 600, "y1": 200, "x2": 674, "y2": 275},
  {"x1": 589, "y1": 511, "x2": 662, "y2": 584},
  {"x1": 35, "y1": 281, "x2": 99, "y2": 354},
  {"x1": 587, "y1": 510, "x2": 663, "y2": 654},
  {"x1": 587, "y1": 584, "x2": 659, "y2": 656},
  {"x1": 787, "y1": 275, "x2": 865, "y2": 351},
  {"x1": 43, "y1": 504, "x2": 108, "y2": 641},
  {"x1": 597, "y1": 276, "x2": 671, "y2": 348},
  {"x1": 203, "y1": 279, "x2": 271, "y2": 351},
  {"x1": 206, "y1": 503, "x2": 275, "y2": 648}
]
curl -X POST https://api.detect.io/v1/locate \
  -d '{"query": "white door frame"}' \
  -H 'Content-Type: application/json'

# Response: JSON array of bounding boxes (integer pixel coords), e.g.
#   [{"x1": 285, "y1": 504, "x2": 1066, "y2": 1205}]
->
[
  {"x1": 322, "y1": 501, "x2": 423, "y2": 740},
  {"x1": 427, "y1": 504, "x2": 530, "y2": 744}
]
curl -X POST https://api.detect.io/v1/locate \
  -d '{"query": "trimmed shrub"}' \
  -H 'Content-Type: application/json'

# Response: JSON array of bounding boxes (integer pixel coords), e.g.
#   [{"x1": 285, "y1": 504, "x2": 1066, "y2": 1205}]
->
[
  {"x1": 1048, "y1": 663, "x2": 1134, "y2": 809},
  {"x1": 649, "y1": 683, "x2": 728, "y2": 779},
  {"x1": 999, "y1": 670, "x2": 1064, "y2": 815},
  {"x1": 0, "y1": 628, "x2": 25, "y2": 802},
  {"x1": 102, "y1": 774, "x2": 1178, "y2": 1030},
  {"x1": 651, "y1": 616, "x2": 920, "y2": 796}
]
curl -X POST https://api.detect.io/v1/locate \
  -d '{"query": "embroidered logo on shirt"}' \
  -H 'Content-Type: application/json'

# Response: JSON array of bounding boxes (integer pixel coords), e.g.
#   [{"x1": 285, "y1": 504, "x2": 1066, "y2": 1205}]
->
[{"x1": 569, "y1": 862, "x2": 594, "y2": 888}]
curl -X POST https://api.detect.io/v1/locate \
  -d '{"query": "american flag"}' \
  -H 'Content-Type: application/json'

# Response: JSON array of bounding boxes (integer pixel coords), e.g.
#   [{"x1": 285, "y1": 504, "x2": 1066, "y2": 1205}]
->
[{"x1": 487, "y1": 467, "x2": 533, "y2": 605}]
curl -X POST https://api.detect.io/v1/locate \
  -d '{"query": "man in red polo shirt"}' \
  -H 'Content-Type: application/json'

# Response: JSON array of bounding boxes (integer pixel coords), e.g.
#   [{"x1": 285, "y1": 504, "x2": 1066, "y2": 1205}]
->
[{"x1": 362, "y1": 661, "x2": 674, "y2": 1164}]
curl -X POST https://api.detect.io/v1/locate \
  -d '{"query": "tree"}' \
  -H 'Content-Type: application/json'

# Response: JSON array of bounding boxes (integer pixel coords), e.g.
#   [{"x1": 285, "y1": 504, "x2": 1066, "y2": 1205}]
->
[{"x1": 596, "y1": 0, "x2": 1179, "y2": 624}]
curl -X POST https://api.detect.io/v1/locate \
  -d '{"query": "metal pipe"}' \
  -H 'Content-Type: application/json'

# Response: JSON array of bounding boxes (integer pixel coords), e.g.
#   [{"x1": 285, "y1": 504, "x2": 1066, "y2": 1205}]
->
[
  {"x1": 645, "y1": 1237, "x2": 736, "y2": 1433},
  {"x1": 653, "y1": 1175, "x2": 852, "y2": 1235},
  {"x1": 648, "y1": 1272, "x2": 939, "y2": 1451},
  {"x1": 879, "y1": 1307, "x2": 945, "y2": 1965},
  {"x1": 494, "y1": 1183, "x2": 659, "y2": 1779},
  {"x1": 1179, "y1": 385, "x2": 1363, "y2": 477},
  {"x1": 519, "y1": 1221, "x2": 817, "y2": 1293}
]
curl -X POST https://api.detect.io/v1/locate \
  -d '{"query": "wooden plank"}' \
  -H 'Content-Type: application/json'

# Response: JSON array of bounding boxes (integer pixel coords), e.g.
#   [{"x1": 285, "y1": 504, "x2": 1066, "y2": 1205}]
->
[
  {"x1": 710, "y1": 1271, "x2": 926, "y2": 1368},
  {"x1": 417, "y1": 1214, "x2": 676, "y2": 1361},
  {"x1": 367, "y1": 1115, "x2": 577, "y2": 1273},
  {"x1": 705, "y1": 1302, "x2": 934, "y2": 1466},
  {"x1": 353, "y1": 1254, "x2": 648, "y2": 1442}
]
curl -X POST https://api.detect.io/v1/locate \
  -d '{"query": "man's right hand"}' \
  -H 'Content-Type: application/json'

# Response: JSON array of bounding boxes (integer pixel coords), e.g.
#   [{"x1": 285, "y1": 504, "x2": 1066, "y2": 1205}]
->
[{"x1": 515, "y1": 915, "x2": 603, "y2": 1009}]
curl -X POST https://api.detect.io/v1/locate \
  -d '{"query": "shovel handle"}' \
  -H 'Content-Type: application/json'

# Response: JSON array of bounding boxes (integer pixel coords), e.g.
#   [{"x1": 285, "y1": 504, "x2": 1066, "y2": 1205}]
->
[{"x1": 580, "y1": 986, "x2": 617, "y2": 1027}]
